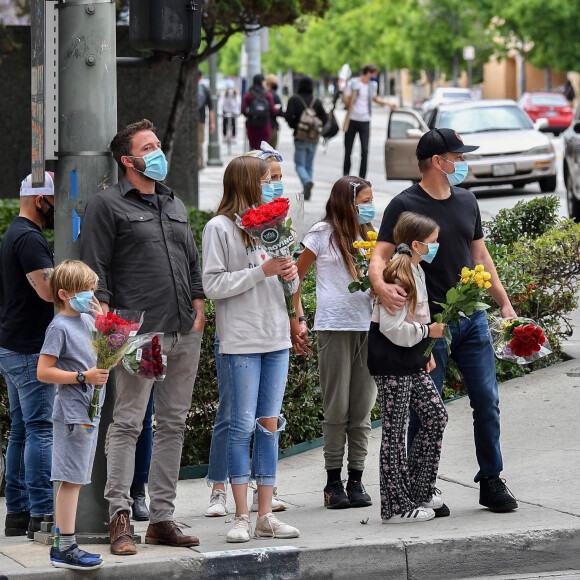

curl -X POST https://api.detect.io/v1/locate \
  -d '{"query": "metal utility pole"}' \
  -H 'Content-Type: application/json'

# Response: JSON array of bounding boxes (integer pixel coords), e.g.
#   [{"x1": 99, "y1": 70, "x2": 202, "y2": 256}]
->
[
  {"x1": 54, "y1": 0, "x2": 117, "y2": 541},
  {"x1": 245, "y1": 28, "x2": 261, "y2": 88},
  {"x1": 207, "y1": 51, "x2": 222, "y2": 167}
]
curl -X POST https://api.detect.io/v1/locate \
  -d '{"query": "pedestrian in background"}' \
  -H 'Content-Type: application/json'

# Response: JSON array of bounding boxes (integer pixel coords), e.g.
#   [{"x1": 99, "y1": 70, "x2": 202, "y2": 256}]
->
[
  {"x1": 197, "y1": 70, "x2": 215, "y2": 169},
  {"x1": 285, "y1": 76, "x2": 328, "y2": 200},
  {"x1": 202, "y1": 155, "x2": 300, "y2": 543},
  {"x1": 81, "y1": 118, "x2": 205, "y2": 555},
  {"x1": 37, "y1": 260, "x2": 106, "y2": 570},
  {"x1": 266, "y1": 74, "x2": 284, "y2": 148},
  {"x1": 219, "y1": 86, "x2": 240, "y2": 142},
  {"x1": 241, "y1": 74, "x2": 278, "y2": 150},
  {"x1": 342, "y1": 63, "x2": 396, "y2": 179},
  {"x1": 369, "y1": 128, "x2": 519, "y2": 514},
  {"x1": 0, "y1": 172, "x2": 55, "y2": 539},
  {"x1": 293, "y1": 176, "x2": 376, "y2": 510},
  {"x1": 368, "y1": 212, "x2": 448, "y2": 524}
]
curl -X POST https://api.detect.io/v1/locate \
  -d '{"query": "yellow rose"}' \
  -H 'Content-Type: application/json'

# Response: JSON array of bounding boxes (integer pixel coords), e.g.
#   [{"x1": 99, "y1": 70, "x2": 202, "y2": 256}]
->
[
  {"x1": 461, "y1": 267, "x2": 470, "y2": 277},
  {"x1": 475, "y1": 273, "x2": 483, "y2": 282},
  {"x1": 477, "y1": 280, "x2": 484, "y2": 288},
  {"x1": 483, "y1": 272, "x2": 491, "y2": 281},
  {"x1": 484, "y1": 281, "x2": 492, "y2": 289},
  {"x1": 367, "y1": 231, "x2": 378, "y2": 240},
  {"x1": 475, "y1": 264, "x2": 484, "y2": 272},
  {"x1": 461, "y1": 277, "x2": 469, "y2": 285},
  {"x1": 353, "y1": 241, "x2": 360, "y2": 249}
]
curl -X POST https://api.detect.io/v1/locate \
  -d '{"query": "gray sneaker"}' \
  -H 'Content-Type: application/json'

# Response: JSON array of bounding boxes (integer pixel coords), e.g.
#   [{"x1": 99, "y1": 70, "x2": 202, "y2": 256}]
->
[{"x1": 205, "y1": 489, "x2": 228, "y2": 517}]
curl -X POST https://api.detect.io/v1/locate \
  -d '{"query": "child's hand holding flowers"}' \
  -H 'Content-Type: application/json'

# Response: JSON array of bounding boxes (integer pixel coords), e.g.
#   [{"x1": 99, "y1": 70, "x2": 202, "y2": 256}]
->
[{"x1": 349, "y1": 231, "x2": 378, "y2": 293}]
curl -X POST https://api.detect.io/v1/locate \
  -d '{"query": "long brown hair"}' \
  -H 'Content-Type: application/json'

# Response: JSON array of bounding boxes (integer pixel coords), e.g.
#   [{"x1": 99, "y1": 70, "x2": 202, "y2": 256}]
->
[
  {"x1": 384, "y1": 211, "x2": 438, "y2": 314},
  {"x1": 323, "y1": 176, "x2": 375, "y2": 280},
  {"x1": 216, "y1": 156, "x2": 269, "y2": 246}
]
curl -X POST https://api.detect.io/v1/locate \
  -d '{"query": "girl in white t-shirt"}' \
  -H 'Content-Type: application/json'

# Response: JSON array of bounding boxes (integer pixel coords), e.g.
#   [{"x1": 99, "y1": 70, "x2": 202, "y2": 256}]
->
[
  {"x1": 294, "y1": 175, "x2": 377, "y2": 510},
  {"x1": 367, "y1": 211, "x2": 448, "y2": 523}
]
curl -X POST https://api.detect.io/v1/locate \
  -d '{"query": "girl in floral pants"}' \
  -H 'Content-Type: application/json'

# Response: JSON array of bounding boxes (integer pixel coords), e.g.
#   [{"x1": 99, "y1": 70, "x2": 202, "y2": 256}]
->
[{"x1": 368, "y1": 211, "x2": 448, "y2": 523}]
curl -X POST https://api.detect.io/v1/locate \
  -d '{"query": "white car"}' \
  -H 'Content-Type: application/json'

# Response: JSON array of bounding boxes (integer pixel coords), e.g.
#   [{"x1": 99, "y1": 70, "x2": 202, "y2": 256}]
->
[
  {"x1": 421, "y1": 87, "x2": 476, "y2": 120},
  {"x1": 385, "y1": 99, "x2": 557, "y2": 192}
]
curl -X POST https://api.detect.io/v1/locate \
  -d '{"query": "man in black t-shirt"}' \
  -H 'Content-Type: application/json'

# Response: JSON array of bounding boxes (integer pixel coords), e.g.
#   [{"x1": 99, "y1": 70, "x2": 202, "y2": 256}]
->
[
  {"x1": 0, "y1": 172, "x2": 55, "y2": 537},
  {"x1": 369, "y1": 128, "x2": 519, "y2": 515}
]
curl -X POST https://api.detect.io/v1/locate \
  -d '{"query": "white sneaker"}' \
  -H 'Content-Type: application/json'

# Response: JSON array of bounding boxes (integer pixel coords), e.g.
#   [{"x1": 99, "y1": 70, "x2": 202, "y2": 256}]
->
[
  {"x1": 254, "y1": 512, "x2": 300, "y2": 539},
  {"x1": 421, "y1": 495, "x2": 444, "y2": 509},
  {"x1": 382, "y1": 507, "x2": 435, "y2": 524},
  {"x1": 205, "y1": 489, "x2": 228, "y2": 517},
  {"x1": 250, "y1": 487, "x2": 286, "y2": 512},
  {"x1": 226, "y1": 514, "x2": 252, "y2": 543}
]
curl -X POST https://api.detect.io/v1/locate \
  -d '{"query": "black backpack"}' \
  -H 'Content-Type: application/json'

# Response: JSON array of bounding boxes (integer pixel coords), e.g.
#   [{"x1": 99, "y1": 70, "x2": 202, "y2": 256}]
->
[{"x1": 246, "y1": 90, "x2": 270, "y2": 128}]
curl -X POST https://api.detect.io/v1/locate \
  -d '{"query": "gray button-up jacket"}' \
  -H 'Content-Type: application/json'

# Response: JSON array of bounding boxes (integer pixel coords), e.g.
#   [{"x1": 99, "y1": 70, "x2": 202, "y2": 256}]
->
[{"x1": 80, "y1": 176, "x2": 205, "y2": 334}]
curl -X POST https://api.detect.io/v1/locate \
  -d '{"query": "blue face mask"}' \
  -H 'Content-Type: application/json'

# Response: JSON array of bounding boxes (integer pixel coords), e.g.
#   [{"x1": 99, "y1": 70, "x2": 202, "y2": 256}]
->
[
  {"x1": 439, "y1": 157, "x2": 468, "y2": 186},
  {"x1": 132, "y1": 148, "x2": 168, "y2": 181},
  {"x1": 370, "y1": 76, "x2": 377, "y2": 82},
  {"x1": 415, "y1": 241, "x2": 439, "y2": 264},
  {"x1": 68, "y1": 291, "x2": 93, "y2": 313},
  {"x1": 261, "y1": 183, "x2": 275, "y2": 203},
  {"x1": 355, "y1": 203, "x2": 376, "y2": 225},
  {"x1": 272, "y1": 181, "x2": 284, "y2": 198}
]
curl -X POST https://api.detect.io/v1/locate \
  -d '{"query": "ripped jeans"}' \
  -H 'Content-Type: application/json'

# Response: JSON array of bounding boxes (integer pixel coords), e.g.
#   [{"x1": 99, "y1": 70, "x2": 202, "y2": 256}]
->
[{"x1": 226, "y1": 350, "x2": 288, "y2": 486}]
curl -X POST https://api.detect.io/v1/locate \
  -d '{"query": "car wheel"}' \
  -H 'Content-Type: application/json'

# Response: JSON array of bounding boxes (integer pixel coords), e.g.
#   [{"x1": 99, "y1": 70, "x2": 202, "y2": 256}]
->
[
  {"x1": 566, "y1": 171, "x2": 580, "y2": 220},
  {"x1": 539, "y1": 175, "x2": 557, "y2": 193}
]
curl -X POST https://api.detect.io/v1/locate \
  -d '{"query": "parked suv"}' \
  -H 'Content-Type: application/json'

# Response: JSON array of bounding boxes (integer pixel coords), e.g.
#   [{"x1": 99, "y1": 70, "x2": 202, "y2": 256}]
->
[{"x1": 562, "y1": 105, "x2": 580, "y2": 219}]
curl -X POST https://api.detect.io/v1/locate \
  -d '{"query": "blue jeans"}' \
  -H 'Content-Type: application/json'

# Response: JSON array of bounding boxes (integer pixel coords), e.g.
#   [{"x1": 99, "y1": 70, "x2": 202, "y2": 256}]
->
[
  {"x1": 294, "y1": 140, "x2": 318, "y2": 187},
  {"x1": 227, "y1": 350, "x2": 288, "y2": 486},
  {"x1": 206, "y1": 337, "x2": 231, "y2": 484},
  {"x1": 0, "y1": 349, "x2": 54, "y2": 516},
  {"x1": 133, "y1": 388, "x2": 154, "y2": 485},
  {"x1": 408, "y1": 310, "x2": 502, "y2": 482}
]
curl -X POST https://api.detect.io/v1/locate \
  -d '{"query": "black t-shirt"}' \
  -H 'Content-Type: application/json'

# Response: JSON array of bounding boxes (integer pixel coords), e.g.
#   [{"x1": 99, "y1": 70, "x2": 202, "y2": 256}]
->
[
  {"x1": 377, "y1": 183, "x2": 483, "y2": 315},
  {"x1": 0, "y1": 217, "x2": 54, "y2": 353}
]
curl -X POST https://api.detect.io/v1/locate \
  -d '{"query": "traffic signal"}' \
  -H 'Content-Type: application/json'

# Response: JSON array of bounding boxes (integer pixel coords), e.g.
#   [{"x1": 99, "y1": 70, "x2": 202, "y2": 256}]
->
[{"x1": 129, "y1": 0, "x2": 202, "y2": 60}]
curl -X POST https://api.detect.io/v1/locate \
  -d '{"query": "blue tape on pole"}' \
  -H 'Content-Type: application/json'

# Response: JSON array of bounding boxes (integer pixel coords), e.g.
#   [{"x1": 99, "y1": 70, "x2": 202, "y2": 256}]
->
[
  {"x1": 72, "y1": 209, "x2": 80, "y2": 242},
  {"x1": 70, "y1": 170, "x2": 78, "y2": 199}
]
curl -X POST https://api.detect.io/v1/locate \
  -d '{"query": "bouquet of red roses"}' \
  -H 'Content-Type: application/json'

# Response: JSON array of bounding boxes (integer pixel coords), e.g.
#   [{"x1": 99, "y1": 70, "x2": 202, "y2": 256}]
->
[
  {"x1": 89, "y1": 310, "x2": 144, "y2": 420},
  {"x1": 122, "y1": 333, "x2": 166, "y2": 381},
  {"x1": 490, "y1": 316, "x2": 552, "y2": 365},
  {"x1": 236, "y1": 197, "x2": 299, "y2": 317}
]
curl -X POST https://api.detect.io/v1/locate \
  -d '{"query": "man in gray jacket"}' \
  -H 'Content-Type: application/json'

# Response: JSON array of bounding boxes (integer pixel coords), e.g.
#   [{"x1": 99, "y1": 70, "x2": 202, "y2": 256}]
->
[{"x1": 80, "y1": 119, "x2": 205, "y2": 555}]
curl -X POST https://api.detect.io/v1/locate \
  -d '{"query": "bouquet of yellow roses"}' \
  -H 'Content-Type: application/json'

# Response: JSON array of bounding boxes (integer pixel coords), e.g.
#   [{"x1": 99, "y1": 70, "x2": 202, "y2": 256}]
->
[
  {"x1": 348, "y1": 231, "x2": 378, "y2": 293},
  {"x1": 424, "y1": 264, "x2": 492, "y2": 356}
]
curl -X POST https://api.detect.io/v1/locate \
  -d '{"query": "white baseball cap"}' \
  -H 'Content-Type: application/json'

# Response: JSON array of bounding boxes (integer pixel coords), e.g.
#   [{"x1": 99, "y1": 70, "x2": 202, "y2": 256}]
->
[{"x1": 20, "y1": 171, "x2": 55, "y2": 196}]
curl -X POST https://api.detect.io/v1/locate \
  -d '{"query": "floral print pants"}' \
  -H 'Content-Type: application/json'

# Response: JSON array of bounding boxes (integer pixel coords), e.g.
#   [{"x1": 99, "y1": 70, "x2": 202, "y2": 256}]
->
[{"x1": 375, "y1": 371, "x2": 448, "y2": 520}]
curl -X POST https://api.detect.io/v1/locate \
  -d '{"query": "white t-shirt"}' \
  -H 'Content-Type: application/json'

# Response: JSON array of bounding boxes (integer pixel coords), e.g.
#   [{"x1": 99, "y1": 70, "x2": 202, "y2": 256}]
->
[
  {"x1": 302, "y1": 222, "x2": 373, "y2": 331},
  {"x1": 345, "y1": 79, "x2": 377, "y2": 122}
]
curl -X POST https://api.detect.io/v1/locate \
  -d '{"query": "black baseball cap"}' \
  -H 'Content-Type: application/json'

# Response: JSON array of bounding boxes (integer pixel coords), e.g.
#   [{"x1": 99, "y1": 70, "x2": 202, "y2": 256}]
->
[{"x1": 416, "y1": 128, "x2": 479, "y2": 161}]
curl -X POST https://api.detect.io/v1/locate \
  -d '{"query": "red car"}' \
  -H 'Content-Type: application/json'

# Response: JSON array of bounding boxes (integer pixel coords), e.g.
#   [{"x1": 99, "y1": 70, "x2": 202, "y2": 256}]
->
[{"x1": 518, "y1": 92, "x2": 574, "y2": 136}]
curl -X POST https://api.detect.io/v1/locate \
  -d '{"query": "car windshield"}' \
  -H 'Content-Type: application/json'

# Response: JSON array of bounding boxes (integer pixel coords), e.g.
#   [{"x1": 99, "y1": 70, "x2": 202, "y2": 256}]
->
[
  {"x1": 439, "y1": 106, "x2": 534, "y2": 134},
  {"x1": 442, "y1": 91, "x2": 472, "y2": 100},
  {"x1": 529, "y1": 95, "x2": 568, "y2": 106}
]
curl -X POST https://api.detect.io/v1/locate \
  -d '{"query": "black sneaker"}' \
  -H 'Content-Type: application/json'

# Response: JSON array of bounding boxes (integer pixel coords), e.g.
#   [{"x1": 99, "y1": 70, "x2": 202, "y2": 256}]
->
[
  {"x1": 323, "y1": 480, "x2": 351, "y2": 509},
  {"x1": 346, "y1": 480, "x2": 372, "y2": 507},
  {"x1": 479, "y1": 476, "x2": 518, "y2": 512},
  {"x1": 303, "y1": 181, "x2": 313, "y2": 200},
  {"x1": 5, "y1": 510, "x2": 30, "y2": 537}
]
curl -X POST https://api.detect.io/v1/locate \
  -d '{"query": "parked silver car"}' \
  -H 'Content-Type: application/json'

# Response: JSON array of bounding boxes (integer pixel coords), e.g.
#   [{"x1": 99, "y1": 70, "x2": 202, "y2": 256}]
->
[
  {"x1": 385, "y1": 99, "x2": 557, "y2": 192},
  {"x1": 562, "y1": 104, "x2": 580, "y2": 219}
]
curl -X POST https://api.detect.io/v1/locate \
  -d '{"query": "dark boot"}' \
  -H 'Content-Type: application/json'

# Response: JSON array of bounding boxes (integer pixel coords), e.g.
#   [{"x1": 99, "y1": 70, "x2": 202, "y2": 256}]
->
[
  {"x1": 27, "y1": 513, "x2": 53, "y2": 539},
  {"x1": 5, "y1": 510, "x2": 30, "y2": 537},
  {"x1": 130, "y1": 482, "x2": 150, "y2": 522},
  {"x1": 479, "y1": 476, "x2": 518, "y2": 512}
]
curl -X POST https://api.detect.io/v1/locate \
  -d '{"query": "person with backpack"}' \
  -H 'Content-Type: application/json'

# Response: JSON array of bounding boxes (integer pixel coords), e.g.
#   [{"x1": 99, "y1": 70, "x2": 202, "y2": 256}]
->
[
  {"x1": 285, "y1": 76, "x2": 328, "y2": 200},
  {"x1": 241, "y1": 74, "x2": 278, "y2": 150}
]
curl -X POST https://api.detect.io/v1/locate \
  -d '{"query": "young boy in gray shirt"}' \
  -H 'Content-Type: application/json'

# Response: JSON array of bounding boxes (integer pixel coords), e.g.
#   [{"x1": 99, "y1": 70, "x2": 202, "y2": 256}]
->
[{"x1": 37, "y1": 260, "x2": 108, "y2": 570}]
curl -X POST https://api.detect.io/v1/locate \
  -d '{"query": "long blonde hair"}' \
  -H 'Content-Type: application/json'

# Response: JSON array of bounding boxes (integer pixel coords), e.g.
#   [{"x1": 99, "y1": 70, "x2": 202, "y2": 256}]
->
[{"x1": 383, "y1": 212, "x2": 438, "y2": 314}]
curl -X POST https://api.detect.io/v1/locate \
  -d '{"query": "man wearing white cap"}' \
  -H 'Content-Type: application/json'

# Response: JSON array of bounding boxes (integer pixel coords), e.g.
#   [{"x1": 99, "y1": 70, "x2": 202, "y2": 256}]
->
[{"x1": 0, "y1": 172, "x2": 55, "y2": 537}]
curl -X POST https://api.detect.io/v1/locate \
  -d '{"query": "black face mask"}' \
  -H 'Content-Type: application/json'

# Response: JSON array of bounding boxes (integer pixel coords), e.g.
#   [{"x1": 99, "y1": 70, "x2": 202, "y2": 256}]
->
[
  {"x1": 37, "y1": 197, "x2": 54, "y2": 230},
  {"x1": 271, "y1": 84, "x2": 278, "y2": 91}
]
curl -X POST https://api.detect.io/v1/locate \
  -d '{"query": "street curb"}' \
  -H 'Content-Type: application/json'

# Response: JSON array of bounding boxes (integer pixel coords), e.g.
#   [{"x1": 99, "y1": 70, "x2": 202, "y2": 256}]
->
[{"x1": 5, "y1": 528, "x2": 580, "y2": 579}]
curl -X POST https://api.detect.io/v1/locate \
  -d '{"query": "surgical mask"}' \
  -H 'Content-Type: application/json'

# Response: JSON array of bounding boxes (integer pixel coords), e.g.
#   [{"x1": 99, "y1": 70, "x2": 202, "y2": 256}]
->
[
  {"x1": 415, "y1": 241, "x2": 439, "y2": 264},
  {"x1": 370, "y1": 76, "x2": 377, "y2": 82},
  {"x1": 131, "y1": 149, "x2": 168, "y2": 181},
  {"x1": 261, "y1": 182, "x2": 275, "y2": 203},
  {"x1": 355, "y1": 203, "x2": 376, "y2": 225},
  {"x1": 67, "y1": 291, "x2": 93, "y2": 313},
  {"x1": 439, "y1": 157, "x2": 468, "y2": 186},
  {"x1": 272, "y1": 181, "x2": 284, "y2": 198}
]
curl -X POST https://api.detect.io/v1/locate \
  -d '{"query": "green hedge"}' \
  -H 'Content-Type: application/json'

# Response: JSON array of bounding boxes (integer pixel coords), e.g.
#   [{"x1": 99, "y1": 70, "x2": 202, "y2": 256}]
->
[{"x1": 0, "y1": 197, "x2": 578, "y2": 467}]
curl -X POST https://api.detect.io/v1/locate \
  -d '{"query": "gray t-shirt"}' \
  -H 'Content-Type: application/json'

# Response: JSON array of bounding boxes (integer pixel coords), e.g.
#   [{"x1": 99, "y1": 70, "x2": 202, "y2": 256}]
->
[{"x1": 41, "y1": 313, "x2": 104, "y2": 425}]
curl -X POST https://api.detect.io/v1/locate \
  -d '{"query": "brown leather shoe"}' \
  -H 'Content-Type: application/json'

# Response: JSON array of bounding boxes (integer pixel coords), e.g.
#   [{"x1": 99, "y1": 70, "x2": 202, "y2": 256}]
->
[
  {"x1": 109, "y1": 510, "x2": 137, "y2": 555},
  {"x1": 145, "y1": 521, "x2": 199, "y2": 547}
]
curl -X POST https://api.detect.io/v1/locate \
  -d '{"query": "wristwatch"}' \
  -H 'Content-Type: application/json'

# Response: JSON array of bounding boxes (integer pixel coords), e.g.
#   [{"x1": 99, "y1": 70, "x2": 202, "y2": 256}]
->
[
  {"x1": 77, "y1": 371, "x2": 86, "y2": 385},
  {"x1": 298, "y1": 316, "x2": 307, "y2": 324}
]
